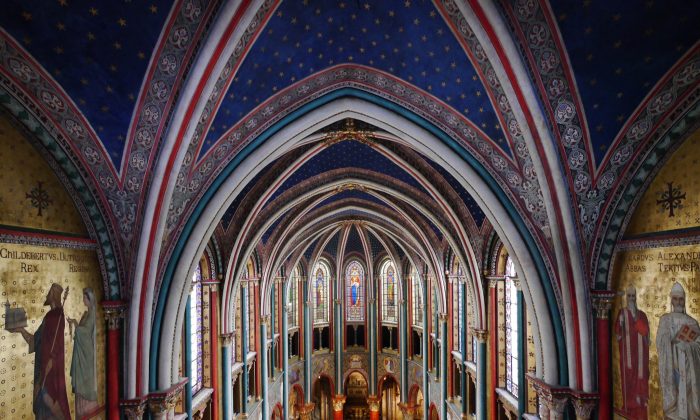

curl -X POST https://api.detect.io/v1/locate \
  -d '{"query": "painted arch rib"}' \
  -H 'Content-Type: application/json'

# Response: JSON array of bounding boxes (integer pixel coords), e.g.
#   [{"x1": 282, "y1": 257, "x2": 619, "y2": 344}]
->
[{"x1": 153, "y1": 97, "x2": 563, "y2": 388}]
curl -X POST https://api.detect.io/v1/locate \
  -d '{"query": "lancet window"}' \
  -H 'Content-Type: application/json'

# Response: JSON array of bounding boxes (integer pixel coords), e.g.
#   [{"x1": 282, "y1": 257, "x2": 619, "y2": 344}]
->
[{"x1": 345, "y1": 260, "x2": 365, "y2": 322}]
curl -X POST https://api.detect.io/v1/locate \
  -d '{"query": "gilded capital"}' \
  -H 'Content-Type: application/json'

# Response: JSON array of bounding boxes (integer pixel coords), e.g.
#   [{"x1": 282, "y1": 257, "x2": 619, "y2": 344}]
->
[
  {"x1": 367, "y1": 395, "x2": 381, "y2": 411},
  {"x1": 298, "y1": 402, "x2": 315, "y2": 420},
  {"x1": 331, "y1": 394, "x2": 346, "y2": 411}
]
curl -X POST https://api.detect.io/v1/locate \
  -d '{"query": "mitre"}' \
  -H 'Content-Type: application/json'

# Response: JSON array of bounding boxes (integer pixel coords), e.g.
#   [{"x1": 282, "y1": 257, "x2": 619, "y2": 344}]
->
[{"x1": 670, "y1": 282, "x2": 686, "y2": 297}]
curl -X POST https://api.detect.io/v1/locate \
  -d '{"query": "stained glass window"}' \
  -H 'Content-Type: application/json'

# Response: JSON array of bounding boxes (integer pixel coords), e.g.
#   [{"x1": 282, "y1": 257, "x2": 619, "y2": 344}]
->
[
  {"x1": 504, "y1": 256, "x2": 519, "y2": 396},
  {"x1": 411, "y1": 268, "x2": 423, "y2": 327},
  {"x1": 313, "y1": 260, "x2": 330, "y2": 325},
  {"x1": 381, "y1": 260, "x2": 398, "y2": 324},
  {"x1": 289, "y1": 267, "x2": 299, "y2": 328},
  {"x1": 345, "y1": 260, "x2": 365, "y2": 322},
  {"x1": 189, "y1": 264, "x2": 203, "y2": 394}
]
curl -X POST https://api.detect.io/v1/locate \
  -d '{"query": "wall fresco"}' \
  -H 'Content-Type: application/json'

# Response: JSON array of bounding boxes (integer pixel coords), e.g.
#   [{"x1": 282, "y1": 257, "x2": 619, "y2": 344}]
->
[
  {"x1": 0, "y1": 115, "x2": 87, "y2": 236},
  {"x1": 612, "y1": 244, "x2": 700, "y2": 419},
  {"x1": 625, "y1": 129, "x2": 700, "y2": 236},
  {"x1": 1, "y1": 244, "x2": 105, "y2": 419}
]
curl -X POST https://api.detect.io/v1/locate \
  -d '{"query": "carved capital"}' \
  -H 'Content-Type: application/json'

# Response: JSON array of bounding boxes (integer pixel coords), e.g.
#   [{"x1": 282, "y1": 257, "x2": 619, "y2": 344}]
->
[
  {"x1": 121, "y1": 398, "x2": 147, "y2": 420},
  {"x1": 260, "y1": 315, "x2": 271, "y2": 326},
  {"x1": 334, "y1": 299, "x2": 342, "y2": 305},
  {"x1": 510, "y1": 276, "x2": 521, "y2": 290},
  {"x1": 530, "y1": 377, "x2": 568, "y2": 420},
  {"x1": 487, "y1": 276, "x2": 504, "y2": 288},
  {"x1": 367, "y1": 395, "x2": 381, "y2": 411},
  {"x1": 102, "y1": 300, "x2": 126, "y2": 330},
  {"x1": 202, "y1": 279, "x2": 219, "y2": 292},
  {"x1": 331, "y1": 394, "x2": 346, "y2": 411},
  {"x1": 571, "y1": 393, "x2": 598, "y2": 420},
  {"x1": 473, "y1": 328, "x2": 488, "y2": 343},
  {"x1": 148, "y1": 395, "x2": 176, "y2": 415},
  {"x1": 220, "y1": 333, "x2": 233, "y2": 347},
  {"x1": 298, "y1": 402, "x2": 315, "y2": 420},
  {"x1": 438, "y1": 312, "x2": 448, "y2": 322},
  {"x1": 591, "y1": 290, "x2": 615, "y2": 319}
]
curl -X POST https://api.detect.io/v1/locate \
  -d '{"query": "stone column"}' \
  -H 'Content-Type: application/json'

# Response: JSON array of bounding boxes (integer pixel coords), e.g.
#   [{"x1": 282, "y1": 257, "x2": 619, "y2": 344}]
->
[
  {"x1": 422, "y1": 276, "x2": 430, "y2": 420},
  {"x1": 304, "y1": 297, "x2": 312, "y2": 402},
  {"x1": 487, "y1": 277, "x2": 501, "y2": 420},
  {"x1": 221, "y1": 333, "x2": 233, "y2": 420},
  {"x1": 184, "y1": 292, "x2": 193, "y2": 416},
  {"x1": 240, "y1": 281, "x2": 249, "y2": 414},
  {"x1": 400, "y1": 291, "x2": 409, "y2": 400},
  {"x1": 368, "y1": 296, "x2": 378, "y2": 392},
  {"x1": 121, "y1": 398, "x2": 146, "y2": 420},
  {"x1": 439, "y1": 312, "x2": 448, "y2": 420},
  {"x1": 282, "y1": 283, "x2": 290, "y2": 419},
  {"x1": 459, "y1": 279, "x2": 468, "y2": 418},
  {"x1": 571, "y1": 394, "x2": 598, "y2": 420},
  {"x1": 592, "y1": 291, "x2": 615, "y2": 420},
  {"x1": 367, "y1": 394, "x2": 381, "y2": 420},
  {"x1": 513, "y1": 277, "x2": 527, "y2": 418},
  {"x1": 102, "y1": 301, "x2": 125, "y2": 420},
  {"x1": 204, "y1": 281, "x2": 221, "y2": 420},
  {"x1": 473, "y1": 329, "x2": 488, "y2": 420},
  {"x1": 334, "y1": 298, "x2": 344, "y2": 395},
  {"x1": 260, "y1": 315, "x2": 270, "y2": 420},
  {"x1": 331, "y1": 394, "x2": 346, "y2": 420}
]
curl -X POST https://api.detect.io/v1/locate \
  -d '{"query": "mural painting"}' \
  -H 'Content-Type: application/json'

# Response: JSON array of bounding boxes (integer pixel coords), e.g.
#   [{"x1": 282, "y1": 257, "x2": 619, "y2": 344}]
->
[
  {"x1": 1, "y1": 245, "x2": 104, "y2": 419},
  {"x1": 612, "y1": 132, "x2": 700, "y2": 420},
  {"x1": 0, "y1": 115, "x2": 105, "y2": 419}
]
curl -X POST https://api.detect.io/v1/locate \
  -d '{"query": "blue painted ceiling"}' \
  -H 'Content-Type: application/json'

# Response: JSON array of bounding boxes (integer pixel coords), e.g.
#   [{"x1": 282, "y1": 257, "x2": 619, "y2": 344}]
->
[
  {"x1": 1, "y1": 0, "x2": 173, "y2": 167},
  {"x1": 548, "y1": 0, "x2": 700, "y2": 163},
  {"x1": 422, "y1": 154, "x2": 486, "y2": 226},
  {"x1": 346, "y1": 224, "x2": 364, "y2": 255},
  {"x1": 200, "y1": 0, "x2": 506, "y2": 158},
  {"x1": 269, "y1": 139, "x2": 430, "y2": 202}
]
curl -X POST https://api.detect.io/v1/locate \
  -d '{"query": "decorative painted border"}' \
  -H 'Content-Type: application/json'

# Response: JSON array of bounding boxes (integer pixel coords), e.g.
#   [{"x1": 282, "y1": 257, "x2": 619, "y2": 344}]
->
[
  {"x1": 165, "y1": 70, "x2": 555, "y2": 292},
  {"x1": 497, "y1": 0, "x2": 700, "y2": 254},
  {"x1": 0, "y1": 227, "x2": 96, "y2": 251},
  {"x1": 0, "y1": 91, "x2": 120, "y2": 297},
  {"x1": 592, "y1": 100, "x2": 700, "y2": 288}
]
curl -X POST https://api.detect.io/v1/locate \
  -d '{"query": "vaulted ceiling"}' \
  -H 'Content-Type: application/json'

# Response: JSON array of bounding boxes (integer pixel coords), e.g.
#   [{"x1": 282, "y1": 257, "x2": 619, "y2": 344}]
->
[{"x1": 1, "y1": 0, "x2": 698, "y2": 298}]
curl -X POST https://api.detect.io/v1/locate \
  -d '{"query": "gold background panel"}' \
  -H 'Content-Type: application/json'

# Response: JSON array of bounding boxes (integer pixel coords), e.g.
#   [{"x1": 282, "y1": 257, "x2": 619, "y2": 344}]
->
[
  {"x1": 611, "y1": 243, "x2": 700, "y2": 419},
  {"x1": 0, "y1": 243, "x2": 105, "y2": 419},
  {"x1": 625, "y1": 129, "x2": 700, "y2": 236},
  {"x1": 0, "y1": 115, "x2": 87, "y2": 236}
]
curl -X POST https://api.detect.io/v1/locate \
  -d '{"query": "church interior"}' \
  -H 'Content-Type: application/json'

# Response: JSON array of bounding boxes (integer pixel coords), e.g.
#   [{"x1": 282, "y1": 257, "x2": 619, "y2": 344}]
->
[{"x1": 0, "y1": 1, "x2": 699, "y2": 419}]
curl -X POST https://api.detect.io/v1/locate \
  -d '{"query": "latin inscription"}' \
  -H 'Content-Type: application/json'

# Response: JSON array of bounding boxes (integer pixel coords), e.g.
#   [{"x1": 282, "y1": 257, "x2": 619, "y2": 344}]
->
[{"x1": 0, "y1": 247, "x2": 91, "y2": 273}]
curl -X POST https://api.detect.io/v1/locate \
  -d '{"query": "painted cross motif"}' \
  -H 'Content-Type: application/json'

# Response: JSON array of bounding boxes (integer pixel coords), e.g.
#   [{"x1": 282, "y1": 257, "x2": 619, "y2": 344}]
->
[
  {"x1": 656, "y1": 181, "x2": 686, "y2": 217},
  {"x1": 25, "y1": 181, "x2": 52, "y2": 216}
]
